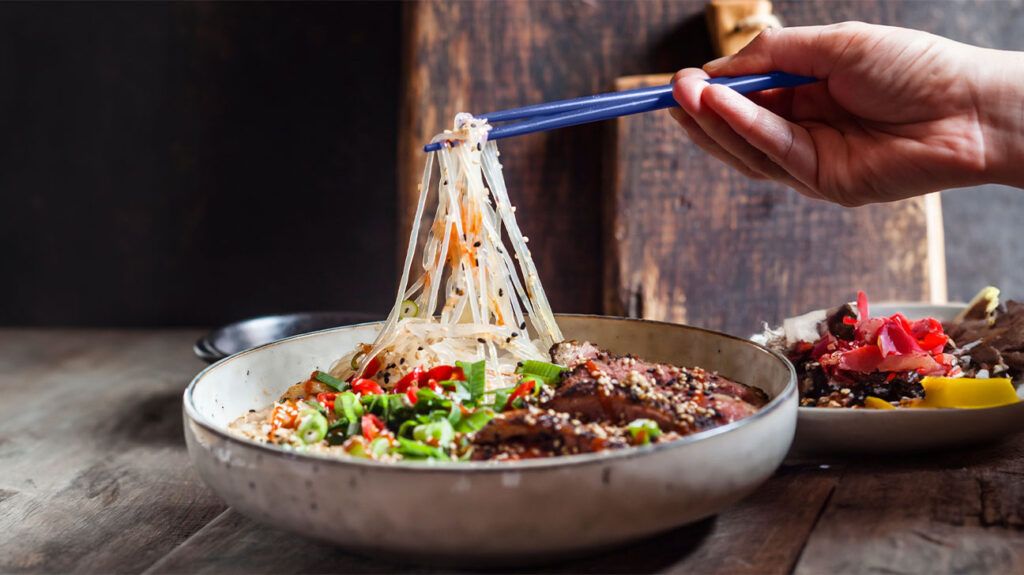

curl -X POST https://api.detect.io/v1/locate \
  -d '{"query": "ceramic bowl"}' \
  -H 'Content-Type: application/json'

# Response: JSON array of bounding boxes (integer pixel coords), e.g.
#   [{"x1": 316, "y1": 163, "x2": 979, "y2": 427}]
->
[
  {"x1": 183, "y1": 314, "x2": 797, "y2": 565},
  {"x1": 791, "y1": 303, "x2": 1024, "y2": 457}
]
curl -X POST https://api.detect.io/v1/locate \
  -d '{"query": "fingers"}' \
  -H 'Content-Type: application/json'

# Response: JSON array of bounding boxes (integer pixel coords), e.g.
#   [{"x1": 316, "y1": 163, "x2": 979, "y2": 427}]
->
[
  {"x1": 703, "y1": 22, "x2": 875, "y2": 78},
  {"x1": 672, "y1": 69, "x2": 796, "y2": 183},
  {"x1": 701, "y1": 83, "x2": 819, "y2": 191},
  {"x1": 668, "y1": 107, "x2": 766, "y2": 180}
]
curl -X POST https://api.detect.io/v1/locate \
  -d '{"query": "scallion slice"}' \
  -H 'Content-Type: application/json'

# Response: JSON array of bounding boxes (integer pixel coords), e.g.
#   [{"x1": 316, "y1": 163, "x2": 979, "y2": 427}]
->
[
  {"x1": 515, "y1": 360, "x2": 566, "y2": 386},
  {"x1": 400, "y1": 299, "x2": 419, "y2": 319},
  {"x1": 456, "y1": 360, "x2": 486, "y2": 400},
  {"x1": 314, "y1": 370, "x2": 348, "y2": 391}
]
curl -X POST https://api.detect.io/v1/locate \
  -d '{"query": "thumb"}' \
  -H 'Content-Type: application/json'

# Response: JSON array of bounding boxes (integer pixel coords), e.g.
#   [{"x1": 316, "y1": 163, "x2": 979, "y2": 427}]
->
[{"x1": 704, "y1": 22, "x2": 873, "y2": 78}]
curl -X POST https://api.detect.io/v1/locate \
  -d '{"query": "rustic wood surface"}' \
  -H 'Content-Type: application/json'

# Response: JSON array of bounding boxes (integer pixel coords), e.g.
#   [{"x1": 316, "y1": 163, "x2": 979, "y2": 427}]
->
[
  {"x1": 605, "y1": 73, "x2": 943, "y2": 335},
  {"x1": 399, "y1": 0, "x2": 1024, "y2": 328},
  {"x1": 3, "y1": 328, "x2": 1024, "y2": 574}
]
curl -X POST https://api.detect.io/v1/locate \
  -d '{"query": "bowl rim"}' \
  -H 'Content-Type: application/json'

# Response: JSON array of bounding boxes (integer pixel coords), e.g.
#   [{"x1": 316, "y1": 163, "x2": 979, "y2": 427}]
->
[{"x1": 184, "y1": 313, "x2": 798, "y2": 474}]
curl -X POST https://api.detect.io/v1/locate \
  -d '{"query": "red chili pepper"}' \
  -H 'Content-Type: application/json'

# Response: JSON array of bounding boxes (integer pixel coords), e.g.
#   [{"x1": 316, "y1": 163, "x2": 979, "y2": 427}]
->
[
  {"x1": 508, "y1": 380, "x2": 535, "y2": 404},
  {"x1": 316, "y1": 392, "x2": 337, "y2": 411},
  {"x1": 396, "y1": 366, "x2": 428, "y2": 393},
  {"x1": 361, "y1": 356, "x2": 382, "y2": 379},
  {"x1": 361, "y1": 414, "x2": 385, "y2": 440},
  {"x1": 426, "y1": 378, "x2": 440, "y2": 392},
  {"x1": 842, "y1": 316, "x2": 858, "y2": 326},
  {"x1": 352, "y1": 378, "x2": 383, "y2": 396},
  {"x1": 426, "y1": 365, "x2": 456, "y2": 382}
]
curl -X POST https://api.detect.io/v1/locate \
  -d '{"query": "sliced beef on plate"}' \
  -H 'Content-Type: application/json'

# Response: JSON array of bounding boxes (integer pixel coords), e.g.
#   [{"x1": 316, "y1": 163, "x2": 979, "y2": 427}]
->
[
  {"x1": 470, "y1": 408, "x2": 628, "y2": 461},
  {"x1": 543, "y1": 341, "x2": 767, "y2": 435}
]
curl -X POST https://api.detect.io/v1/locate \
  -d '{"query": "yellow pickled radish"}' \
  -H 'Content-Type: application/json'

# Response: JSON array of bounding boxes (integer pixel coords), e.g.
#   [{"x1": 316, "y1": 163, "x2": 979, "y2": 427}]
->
[
  {"x1": 864, "y1": 396, "x2": 896, "y2": 410},
  {"x1": 917, "y1": 377, "x2": 1020, "y2": 409}
]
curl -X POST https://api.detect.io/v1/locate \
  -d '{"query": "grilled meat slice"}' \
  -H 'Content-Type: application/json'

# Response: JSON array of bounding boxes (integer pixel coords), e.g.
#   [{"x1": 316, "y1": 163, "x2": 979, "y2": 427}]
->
[
  {"x1": 544, "y1": 341, "x2": 767, "y2": 435},
  {"x1": 550, "y1": 340, "x2": 602, "y2": 368},
  {"x1": 470, "y1": 408, "x2": 628, "y2": 461}
]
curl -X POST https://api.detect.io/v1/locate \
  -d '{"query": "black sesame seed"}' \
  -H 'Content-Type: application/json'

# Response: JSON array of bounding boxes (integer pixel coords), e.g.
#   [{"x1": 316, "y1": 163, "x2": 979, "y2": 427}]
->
[
  {"x1": 399, "y1": 358, "x2": 405, "y2": 365},
  {"x1": 417, "y1": 346, "x2": 424, "y2": 351},
  {"x1": 477, "y1": 338, "x2": 486, "y2": 344},
  {"x1": 476, "y1": 142, "x2": 482, "y2": 151},
  {"x1": 498, "y1": 288, "x2": 504, "y2": 296},
  {"x1": 506, "y1": 337, "x2": 512, "y2": 343},
  {"x1": 519, "y1": 322, "x2": 527, "y2": 330},
  {"x1": 248, "y1": 409, "x2": 256, "y2": 413}
]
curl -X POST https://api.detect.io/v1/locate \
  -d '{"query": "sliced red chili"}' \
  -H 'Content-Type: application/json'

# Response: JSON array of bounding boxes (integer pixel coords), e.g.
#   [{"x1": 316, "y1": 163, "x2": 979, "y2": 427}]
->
[
  {"x1": 361, "y1": 356, "x2": 382, "y2": 379},
  {"x1": 316, "y1": 392, "x2": 337, "y2": 411},
  {"x1": 352, "y1": 378, "x2": 383, "y2": 396},
  {"x1": 406, "y1": 385, "x2": 419, "y2": 405},
  {"x1": 426, "y1": 365, "x2": 455, "y2": 382},
  {"x1": 394, "y1": 366, "x2": 425, "y2": 393},
  {"x1": 508, "y1": 380, "x2": 535, "y2": 404},
  {"x1": 361, "y1": 414, "x2": 385, "y2": 440}
]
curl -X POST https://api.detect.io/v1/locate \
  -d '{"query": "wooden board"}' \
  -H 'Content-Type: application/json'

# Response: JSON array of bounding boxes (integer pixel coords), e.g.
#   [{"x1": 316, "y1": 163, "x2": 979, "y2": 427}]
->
[
  {"x1": 398, "y1": 0, "x2": 1024, "y2": 324},
  {"x1": 604, "y1": 73, "x2": 944, "y2": 335}
]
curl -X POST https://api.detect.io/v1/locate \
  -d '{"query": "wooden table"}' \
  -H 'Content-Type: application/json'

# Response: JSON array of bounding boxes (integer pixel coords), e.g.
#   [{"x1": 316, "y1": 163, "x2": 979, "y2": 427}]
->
[{"x1": 3, "y1": 328, "x2": 1023, "y2": 574}]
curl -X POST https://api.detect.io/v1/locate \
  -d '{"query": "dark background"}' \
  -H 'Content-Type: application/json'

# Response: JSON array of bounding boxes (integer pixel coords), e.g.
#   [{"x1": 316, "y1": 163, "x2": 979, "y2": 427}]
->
[
  {"x1": 2, "y1": 1, "x2": 1023, "y2": 328},
  {"x1": 0, "y1": 2, "x2": 399, "y2": 326}
]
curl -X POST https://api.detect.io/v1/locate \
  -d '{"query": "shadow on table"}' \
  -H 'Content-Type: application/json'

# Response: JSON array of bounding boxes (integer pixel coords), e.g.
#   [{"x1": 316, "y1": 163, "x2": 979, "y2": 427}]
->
[{"x1": 103, "y1": 389, "x2": 186, "y2": 447}]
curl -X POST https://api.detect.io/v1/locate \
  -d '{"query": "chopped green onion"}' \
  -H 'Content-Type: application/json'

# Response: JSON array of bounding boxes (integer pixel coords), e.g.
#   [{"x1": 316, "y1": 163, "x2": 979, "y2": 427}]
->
[
  {"x1": 454, "y1": 408, "x2": 494, "y2": 433},
  {"x1": 516, "y1": 360, "x2": 566, "y2": 386},
  {"x1": 413, "y1": 418, "x2": 455, "y2": 446},
  {"x1": 400, "y1": 299, "x2": 419, "y2": 319},
  {"x1": 335, "y1": 391, "x2": 364, "y2": 422},
  {"x1": 297, "y1": 410, "x2": 328, "y2": 444},
  {"x1": 490, "y1": 387, "x2": 514, "y2": 412},
  {"x1": 626, "y1": 419, "x2": 662, "y2": 445},
  {"x1": 456, "y1": 360, "x2": 486, "y2": 400},
  {"x1": 415, "y1": 387, "x2": 451, "y2": 412},
  {"x1": 396, "y1": 437, "x2": 447, "y2": 460},
  {"x1": 314, "y1": 370, "x2": 348, "y2": 391},
  {"x1": 368, "y1": 437, "x2": 392, "y2": 458},
  {"x1": 441, "y1": 379, "x2": 473, "y2": 402},
  {"x1": 519, "y1": 375, "x2": 546, "y2": 397}
]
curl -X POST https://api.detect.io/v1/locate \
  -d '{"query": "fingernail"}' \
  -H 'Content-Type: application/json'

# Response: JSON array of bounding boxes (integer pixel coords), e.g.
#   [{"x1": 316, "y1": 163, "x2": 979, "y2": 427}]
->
[{"x1": 704, "y1": 55, "x2": 732, "y2": 72}]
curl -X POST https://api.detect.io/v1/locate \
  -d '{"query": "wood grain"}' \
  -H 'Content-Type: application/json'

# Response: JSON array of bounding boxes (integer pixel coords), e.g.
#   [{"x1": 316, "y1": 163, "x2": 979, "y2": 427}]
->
[
  {"x1": 605, "y1": 73, "x2": 942, "y2": 335},
  {"x1": 0, "y1": 329, "x2": 227, "y2": 574},
  {"x1": 794, "y1": 439, "x2": 1024, "y2": 575}
]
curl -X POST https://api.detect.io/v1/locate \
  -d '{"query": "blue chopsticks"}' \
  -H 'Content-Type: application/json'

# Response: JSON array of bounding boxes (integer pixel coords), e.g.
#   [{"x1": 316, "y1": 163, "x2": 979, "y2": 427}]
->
[{"x1": 423, "y1": 72, "x2": 816, "y2": 152}]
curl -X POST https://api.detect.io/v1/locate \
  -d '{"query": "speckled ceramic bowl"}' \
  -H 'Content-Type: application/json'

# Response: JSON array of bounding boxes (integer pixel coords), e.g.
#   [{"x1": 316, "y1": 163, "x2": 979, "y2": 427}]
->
[{"x1": 184, "y1": 315, "x2": 797, "y2": 565}]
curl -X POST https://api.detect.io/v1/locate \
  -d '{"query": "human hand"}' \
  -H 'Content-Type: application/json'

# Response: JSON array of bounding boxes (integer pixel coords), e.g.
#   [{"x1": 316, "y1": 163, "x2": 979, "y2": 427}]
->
[{"x1": 670, "y1": 22, "x2": 1024, "y2": 205}]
